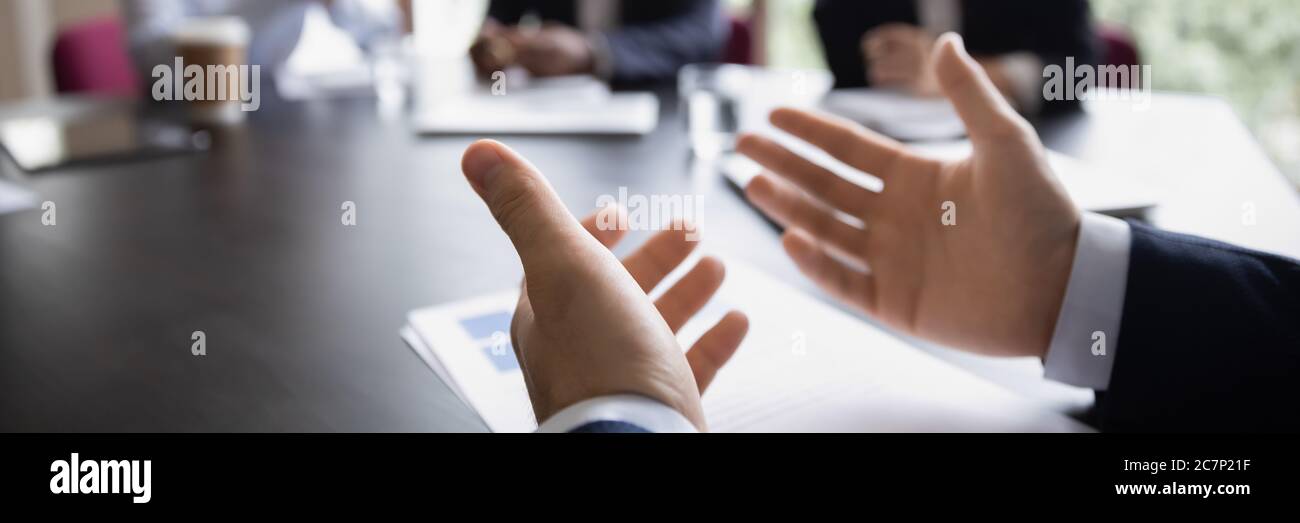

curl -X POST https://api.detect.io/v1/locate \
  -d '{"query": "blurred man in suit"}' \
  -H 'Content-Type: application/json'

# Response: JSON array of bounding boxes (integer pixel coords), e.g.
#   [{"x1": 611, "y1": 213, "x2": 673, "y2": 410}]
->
[
  {"x1": 458, "y1": 33, "x2": 1299, "y2": 433},
  {"x1": 469, "y1": 0, "x2": 727, "y2": 84},
  {"x1": 813, "y1": 0, "x2": 1096, "y2": 114}
]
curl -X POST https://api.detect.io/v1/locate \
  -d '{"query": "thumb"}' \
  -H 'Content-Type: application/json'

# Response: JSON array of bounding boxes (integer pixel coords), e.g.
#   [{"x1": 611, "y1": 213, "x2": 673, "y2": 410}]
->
[
  {"x1": 933, "y1": 33, "x2": 1030, "y2": 143},
  {"x1": 462, "y1": 139, "x2": 589, "y2": 264}
]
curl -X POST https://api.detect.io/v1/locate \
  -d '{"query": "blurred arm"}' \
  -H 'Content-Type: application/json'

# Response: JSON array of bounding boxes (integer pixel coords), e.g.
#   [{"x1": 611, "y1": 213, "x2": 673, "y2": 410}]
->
[
  {"x1": 598, "y1": 0, "x2": 728, "y2": 83},
  {"x1": 327, "y1": 0, "x2": 402, "y2": 48},
  {"x1": 120, "y1": 0, "x2": 188, "y2": 81}
]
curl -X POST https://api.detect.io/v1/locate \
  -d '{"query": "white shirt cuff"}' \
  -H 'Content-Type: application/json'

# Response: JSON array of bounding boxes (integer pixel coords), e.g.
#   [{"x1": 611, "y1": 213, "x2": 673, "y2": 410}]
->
[
  {"x1": 1043, "y1": 212, "x2": 1132, "y2": 390},
  {"x1": 535, "y1": 394, "x2": 699, "y2": 433}
]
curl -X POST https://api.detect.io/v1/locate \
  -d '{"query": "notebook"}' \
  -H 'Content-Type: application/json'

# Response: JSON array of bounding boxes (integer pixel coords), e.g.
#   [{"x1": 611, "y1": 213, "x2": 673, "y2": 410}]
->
[{"x1": 821, "y1": 88, "x2": 968, "y2": 142}]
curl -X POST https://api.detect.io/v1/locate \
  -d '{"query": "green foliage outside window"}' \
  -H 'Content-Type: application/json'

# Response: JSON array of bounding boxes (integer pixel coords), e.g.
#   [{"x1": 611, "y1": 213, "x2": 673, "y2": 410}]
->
[{"x1": 1091, "y1": 0, "x2": 1300, "y2": 189}]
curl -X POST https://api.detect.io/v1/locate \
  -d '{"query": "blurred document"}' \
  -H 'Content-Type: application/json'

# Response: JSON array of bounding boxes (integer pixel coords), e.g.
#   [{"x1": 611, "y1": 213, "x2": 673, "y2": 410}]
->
[
  {"x1": 909, "y1": 140, "x2": 1159, "y2": 217},
  {"x1": 402, "y1": 291, "x2": 532, "y2": 431},
  {"x1": 401, "y1": 257, "x2": 1091, "y2": 433},
  {"x1": 277, "y1": 4, "x2": 373, "y2": 100},
  {"x1": 822, "y1": 88, "x2": 967, "y2": 142},
  {"x1": 413, "y1": 75, "x2": 659, "y2": 135},
  {"x1": 0, "y1": 180, "x2": 35, "y2": 215}
]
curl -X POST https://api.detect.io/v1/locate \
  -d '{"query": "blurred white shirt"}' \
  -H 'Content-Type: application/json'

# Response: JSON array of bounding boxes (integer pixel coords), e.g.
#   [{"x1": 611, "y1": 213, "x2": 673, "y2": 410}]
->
[{"x1": 122, "y1": 0, "x2": 400, "y2": 75}]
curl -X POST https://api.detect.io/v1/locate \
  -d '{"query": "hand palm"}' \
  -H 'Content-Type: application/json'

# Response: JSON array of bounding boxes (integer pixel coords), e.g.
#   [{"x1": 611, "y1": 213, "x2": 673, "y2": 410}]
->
[
  {"x1": 512, "y1": 213, "x2": 748, "y2": 423},
  {"x1": 460, "y1": 141, "x2": 749, "y2": 430},
  {"x1": 869, "y1": 136, "x2": 1077, "y2": 355},
  {"x1": 740, "y1": 35, "x2": 1080, "y2": 358}
]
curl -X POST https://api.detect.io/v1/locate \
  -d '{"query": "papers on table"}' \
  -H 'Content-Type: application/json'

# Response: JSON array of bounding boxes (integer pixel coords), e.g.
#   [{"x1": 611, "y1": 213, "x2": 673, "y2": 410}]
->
[
  {"x1": 909, "y1": 140, "x2": 1160, "y2": 217},
  {"x1": 402, "y1": 291, "x2": 534, "y2": 431},
  {"x1": 276, "y1": 4, "x2": 375, "y2": 100},
  {"x1": 412, "y1": 75, "x2": 659, "y2": 136},
  {"x1": 821, "y1": 88, "x2": 967, "y2": 142},
  {"x1": 401, "y1": 256, "x2": 1092, "y2": 433},
  {"x1": 0, "y1": 180, "x2": 36, "y2": 215}
]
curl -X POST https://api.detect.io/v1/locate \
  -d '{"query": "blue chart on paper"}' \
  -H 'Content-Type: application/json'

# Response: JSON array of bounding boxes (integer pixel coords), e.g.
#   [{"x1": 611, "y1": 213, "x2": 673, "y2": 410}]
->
[{"x1": 458, "y1": 310, "x2": 519, "y2": 372}]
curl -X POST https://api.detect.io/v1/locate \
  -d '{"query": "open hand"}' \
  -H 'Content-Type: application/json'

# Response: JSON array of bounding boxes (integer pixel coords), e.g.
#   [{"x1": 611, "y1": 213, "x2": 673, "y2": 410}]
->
[
  {"x1": 739, "y1": 34, "x2": 1080, "y2": 358},
  {"x1": 510, "y1": 24, "x2": 595, "y2": 77},
  {"x1": 461, "y1": 140, "x2": 748, "y2": 430}
]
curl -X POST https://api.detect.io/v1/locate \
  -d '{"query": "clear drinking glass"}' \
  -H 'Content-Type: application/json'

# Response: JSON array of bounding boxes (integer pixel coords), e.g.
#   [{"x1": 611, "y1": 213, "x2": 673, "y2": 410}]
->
[{"x1": 679, "y1": 63, "x2": 752, "y2": 160}]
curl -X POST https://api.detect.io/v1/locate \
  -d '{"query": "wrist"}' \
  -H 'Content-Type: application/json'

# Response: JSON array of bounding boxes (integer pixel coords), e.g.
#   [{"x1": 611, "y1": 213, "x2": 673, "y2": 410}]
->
[
  {"x1": 529, "y1": 354, "x2": 707, "y2": 431},
  {"x1": 1041, "y1": 213, "x2": 1132, "y2": 389},
  {"x1": 539, "y1": 381, "x2": 705, "y2": 431},
  {"x1": 1034, "y1": 210, "x2": 1084, "y2": 360}
]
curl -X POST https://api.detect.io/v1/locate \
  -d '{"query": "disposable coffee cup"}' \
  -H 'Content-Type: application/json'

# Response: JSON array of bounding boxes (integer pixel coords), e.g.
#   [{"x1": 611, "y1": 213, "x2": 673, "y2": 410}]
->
[{"x1": 171, "y1": 17, "x2": 253, "y2": 125}]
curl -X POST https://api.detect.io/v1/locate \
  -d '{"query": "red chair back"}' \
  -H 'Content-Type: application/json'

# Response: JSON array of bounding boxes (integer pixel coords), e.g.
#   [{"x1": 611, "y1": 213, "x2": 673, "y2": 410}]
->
[
  {"x1": 52, "y1": 16, "x2": 140, "y2": 97},
  {"x1": 1096, "y1": 23, "x2": 1142, "y2": 89},
  {"x1": 723, "y1": 16, "x2": 753, "y2": 65}
]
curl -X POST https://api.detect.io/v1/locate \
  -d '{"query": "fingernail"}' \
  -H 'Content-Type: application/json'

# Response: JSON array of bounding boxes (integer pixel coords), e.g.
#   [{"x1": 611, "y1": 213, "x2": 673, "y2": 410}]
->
[{"x1": 462, "y1": 141, "x2": 507, "y2": 194}]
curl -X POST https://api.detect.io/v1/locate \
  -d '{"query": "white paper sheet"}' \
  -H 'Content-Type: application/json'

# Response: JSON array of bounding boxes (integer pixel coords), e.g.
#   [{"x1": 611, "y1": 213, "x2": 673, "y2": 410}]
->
[
  {"x1": 908, "y1": 140, "x2": 1159, "y2": 217},
  {"x1": 413, "y1": 75, "x2": 659, "y2": 136},
  {"x1": 414, "y1": 92, "x2": 658, "y2": 135},
  {"x1": 406, "y1": 290, "x2": 537, "y2": 432},
  {"x1": 821, "y1": 88, "x2": 968, "y2": 142},
  {"x1": 0, "y1": 180, "x2": 36, "y2": 215},
  {"x1": 402, "y1": 256, "x2": 1092, "y2": 433}
]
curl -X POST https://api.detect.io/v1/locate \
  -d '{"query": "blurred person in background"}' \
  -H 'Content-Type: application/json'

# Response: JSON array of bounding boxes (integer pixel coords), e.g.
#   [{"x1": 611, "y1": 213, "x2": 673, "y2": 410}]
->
[
  {"x1": 813, "y1": 0, "x2": 1096, "y2": 115},
  {"x1": 469, "y1": 0, "x2": 728, "y2": 84},
  {"x1": 121, "y1": 0, "x2": 406, "y2": 79}
]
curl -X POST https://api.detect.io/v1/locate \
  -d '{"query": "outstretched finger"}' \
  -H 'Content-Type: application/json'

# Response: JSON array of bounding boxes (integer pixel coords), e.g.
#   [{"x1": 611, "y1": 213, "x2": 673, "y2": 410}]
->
[
  {"x1": 768, "y1": 107, "x2": 906, "y2": 182},
  {"x1": 655, "y1": 256, "x2": 726, "y2": 333},
  {"x1": 782, "y1": 228, "x2": 877, "y2": 316},
  {"x1": 687, "y1": 311, "x2": 749, "y2": 393},
  {"x1": 737, "y1": 133, "x2": 878, "y2": 216}
]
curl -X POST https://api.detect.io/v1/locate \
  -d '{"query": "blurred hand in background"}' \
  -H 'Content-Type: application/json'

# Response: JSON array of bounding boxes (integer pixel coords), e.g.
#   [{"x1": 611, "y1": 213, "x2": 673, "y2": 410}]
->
[
  {"x1": 863, "y1": 23, "x2": 940, "y2": 97},
  {"x1": 470, "y1": 21, "x2": 595, "y2": 78}
]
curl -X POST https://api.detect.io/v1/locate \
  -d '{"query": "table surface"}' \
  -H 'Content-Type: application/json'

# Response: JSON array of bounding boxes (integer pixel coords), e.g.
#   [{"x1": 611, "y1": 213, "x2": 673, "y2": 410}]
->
[{"x1": 2, "y1": 90, "x2": 1298, "y2": 432}]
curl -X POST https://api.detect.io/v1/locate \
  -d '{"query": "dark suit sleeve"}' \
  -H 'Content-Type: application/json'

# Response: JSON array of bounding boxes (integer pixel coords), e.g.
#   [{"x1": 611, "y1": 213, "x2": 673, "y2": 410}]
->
[
  {"x1": 601, "y1": 0, "x2": 727, "y2": 83},
  {"x1": 1093, "y1": 222, "x2": 1300, "y2": 432},
  {"x1": 486, "y1": 0, "x2": 529, "y2": 24}
]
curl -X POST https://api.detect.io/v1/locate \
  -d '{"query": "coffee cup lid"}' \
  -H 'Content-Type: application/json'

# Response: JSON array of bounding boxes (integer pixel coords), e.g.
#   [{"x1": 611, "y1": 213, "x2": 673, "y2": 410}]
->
[{"x1": 173, "y1": 16, "x2": 251, "y2": 46}]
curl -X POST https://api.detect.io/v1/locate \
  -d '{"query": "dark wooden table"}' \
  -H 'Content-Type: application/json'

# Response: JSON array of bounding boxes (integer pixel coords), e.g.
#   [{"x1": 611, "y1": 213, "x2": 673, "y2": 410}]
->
[{"x1": 3, "y1": 90, "x2": 1297, "y2": 431}]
